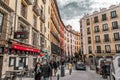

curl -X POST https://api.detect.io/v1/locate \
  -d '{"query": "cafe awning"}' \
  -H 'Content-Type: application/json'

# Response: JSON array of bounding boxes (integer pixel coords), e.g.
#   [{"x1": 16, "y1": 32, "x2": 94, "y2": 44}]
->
[{"x1": 12, "y1": 43, "x2": 40, "y2": 53}]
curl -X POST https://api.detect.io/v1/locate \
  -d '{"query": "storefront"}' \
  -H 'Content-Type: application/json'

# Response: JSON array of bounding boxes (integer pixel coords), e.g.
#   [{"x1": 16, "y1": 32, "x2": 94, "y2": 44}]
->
[
  {"x1": 1, "y1": 41, "x2": 40, "y2": 78},
  {"x1": 51, "y1": 42, "x2": 61, "y2": 61}
]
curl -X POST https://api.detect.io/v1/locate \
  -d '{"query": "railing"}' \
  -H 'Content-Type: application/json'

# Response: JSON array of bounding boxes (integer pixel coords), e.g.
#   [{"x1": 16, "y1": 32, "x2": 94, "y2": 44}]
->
[
  {"x1": 95, "y1": 50, "x2": 118, "y2": 54},
  {"x1": 111, "y1": 26, "x2": 120, "y2": 30},
  {"x1": 95, "y1": 40, "x2": 101, "y2": 43},
  {"x1": 94, "y1": 30, "x2": 100, "y2": 33},
  {"x1": 87, "y1": 31, "x2": 91, "y2": 34},
  {"x1": 103, "y1": 39, "x2": 111, "y2": 42},
  {"x1": 88, "y1": 41, "x2": 91, "y2": 44},
  {"x1": 113, "y1": 38, "x2": 120, "y2": 41},
  {"x1": 111, "y1": 15, "x2": 117, "y2": 19},
  {"x1": 102, "y1": 28, "x2": 109, "y2": 31}
]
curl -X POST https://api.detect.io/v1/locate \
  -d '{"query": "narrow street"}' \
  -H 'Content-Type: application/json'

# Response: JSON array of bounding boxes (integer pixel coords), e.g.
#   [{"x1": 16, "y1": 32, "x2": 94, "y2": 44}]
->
[{"x1": 53, "y1": 67, "x2": 107, "y2": 80}]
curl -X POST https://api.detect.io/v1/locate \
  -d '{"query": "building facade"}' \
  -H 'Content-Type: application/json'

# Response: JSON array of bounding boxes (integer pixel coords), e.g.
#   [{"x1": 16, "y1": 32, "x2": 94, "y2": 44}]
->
[
  {"x1": 80, "y1": 5, "x2": 120, "y2": 65},
  {"x1": 64, "y1": 25, "x2": 80, "y2": 60},
  {"x1": 50, "y1": 0, "x2": 61, "y2": 61},
  {"x1": 0, "y1": 0, "x2": 50, "y2": 78},
  {"x1": 60, "y1": 19, "x2": 64, "y2": 57}
]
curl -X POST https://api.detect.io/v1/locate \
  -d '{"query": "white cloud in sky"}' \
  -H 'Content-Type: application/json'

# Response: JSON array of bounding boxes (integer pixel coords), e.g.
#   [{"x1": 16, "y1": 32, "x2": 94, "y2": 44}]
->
[{"x1": 57, "y1": 0, "x2": 120, "y2": 32}]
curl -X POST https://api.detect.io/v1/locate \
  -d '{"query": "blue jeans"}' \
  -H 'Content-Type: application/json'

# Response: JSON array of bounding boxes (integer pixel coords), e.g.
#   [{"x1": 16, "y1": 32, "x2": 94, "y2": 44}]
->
[{"x1": 43, "y1": 77, "x2": 49, "y2": 80}]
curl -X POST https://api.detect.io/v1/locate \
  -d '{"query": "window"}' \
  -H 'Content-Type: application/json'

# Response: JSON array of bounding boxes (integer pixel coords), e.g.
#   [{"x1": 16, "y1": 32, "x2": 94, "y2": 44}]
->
[
  {"x1": 86, "y1": 19, "x2": 90, "y2": 25},
  {"x1": 88, "y1": 46, "x2": 92, "y2": 54},
  {"x1": 94, "y1": 26, "x2": 99, "y2": 33},
  {"x1": 102, "y1": 14, "x2": 107, "y2": 21},
  {"x1": 33, "y1": 15, "x2": 37, "y2": 28},
  {"x1": 104, "y1": 34, "x2": 109, "y2": 42},
  {"x1": 105, "y1": 45, "x2": 111, "y2": 53},
  {"x1": 111, "y1": 11, "x2": 117, "y2": 18},
  {"x1": 40, "y1": 22, "x2": 42, "y2": 32},
  {"x1": 95, "y1": 36, "x2": 100, "y2": 42},
  {"x1": 96, "y1": 46, "x2": 101, "y2": 53},
  {"x1": 102, "y1": 24, "x2": 108, "y2": 31},
  {"x1": 44, "y1": 27, "x2": 46, "y2": 32},
  {"x1": 114, "y1": 32, "x2": 120, "y2": 41},
  {"x1": 9, "y1": 57, "x2": 16, "y2": 67},
  {"x1": 118, "y1": 58, "x2": 120, "y2": 67},
  {"x1": 115, "y1": 44, "x2": 120, "y2": 53},
  {"x1": 94, "y1": 16, "x2": 99, "y2": 23},
  {"x1": 87, "y1": 27, "x2": 90, "y2": 34},
  {"x1": 88, "y1": 37, "x2": 91, "y2": 44},
  {"x1": 112, "y1": 21, "x2": 118, "y2": 29},
  {"x1": 0, "y1": 13, "x2": 4, "y2": 33},
  {"x1": 48, "y1": 22, "x2": 49, "y2": 28},
  {"x1": 19, "y1": 25, "x2": 25, "y2": 31},
  {"x1": 21, "y1": 3, "x2": 26, "y2": 18},
  {"x1": 32, "y1": 30, "x2": 38, "y2": 46},
  {"x1": 33, "y1": 58, "x2": 37, "y2": 67}
]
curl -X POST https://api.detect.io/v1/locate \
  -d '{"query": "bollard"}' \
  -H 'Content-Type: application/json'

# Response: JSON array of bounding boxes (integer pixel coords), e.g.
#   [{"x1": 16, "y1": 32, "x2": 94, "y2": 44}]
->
[
  {"x1": 61, "y1": 66, "x2": 65, "y2": 77},
  {"x1": 57, "y1": 74, "x2": 59, "y2": 80}
]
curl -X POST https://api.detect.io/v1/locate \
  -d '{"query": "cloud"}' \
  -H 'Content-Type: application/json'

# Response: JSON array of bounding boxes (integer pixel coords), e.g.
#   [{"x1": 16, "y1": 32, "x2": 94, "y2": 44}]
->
[{"x1": 57, "y1": 0, "x2": 120, "y2": 31}]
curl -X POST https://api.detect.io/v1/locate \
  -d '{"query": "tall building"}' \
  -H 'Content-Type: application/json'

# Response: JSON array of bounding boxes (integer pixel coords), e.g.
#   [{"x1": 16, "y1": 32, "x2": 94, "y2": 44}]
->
[
  {"x1": 60, "y1": 18, "x2": 64, "y2": 57},
  {"x1": 50, "y1": 0, "x2": 61, "y2": 61},
  {"x1": 80, "y1": 5, "x2": 120, "y2": 65},
  {"x1": 64, "y1": 25, "x2": 80, "y2": 60},
  {"x1": 0, "y1": 0, "x2": 50, "y2": 78}
]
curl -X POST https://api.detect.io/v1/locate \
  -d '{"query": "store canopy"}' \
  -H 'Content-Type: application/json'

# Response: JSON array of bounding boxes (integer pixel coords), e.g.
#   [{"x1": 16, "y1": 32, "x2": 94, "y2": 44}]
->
[
  {"x1": 12, "y1": 43, "x2": 40, "y2": 53},
  {"x1": 41, "y1": 50, "x2": 48, "y2": 53}
]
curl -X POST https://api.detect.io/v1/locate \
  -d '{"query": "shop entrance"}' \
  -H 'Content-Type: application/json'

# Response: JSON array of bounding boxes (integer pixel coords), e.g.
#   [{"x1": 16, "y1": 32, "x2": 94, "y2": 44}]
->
[{"x1": 0, "y1": 56, "x2": 3, "y2": 78}]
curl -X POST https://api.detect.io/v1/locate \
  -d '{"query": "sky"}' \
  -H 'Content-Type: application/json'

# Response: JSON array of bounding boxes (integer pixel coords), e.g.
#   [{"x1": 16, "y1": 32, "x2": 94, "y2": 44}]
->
[{"x1": 57, "y1": 0, "x2": 120, "y2": 32}]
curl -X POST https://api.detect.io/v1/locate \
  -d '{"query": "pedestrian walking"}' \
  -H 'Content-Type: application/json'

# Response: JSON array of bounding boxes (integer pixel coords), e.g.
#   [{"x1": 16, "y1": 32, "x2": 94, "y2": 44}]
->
[
  {"x1": 53, "y1": 61, "x2": 58, "y2": 76},
  {"x1": 68, "y1": 62, "x2": 73, "y2": 75},
  {"x1": 50, "y1": 60, "x2": 54, "y2": 80},
  {"x1": 42, "y1": 59, "x2": 52, "y2": 80},
  {"x1": 34, "y1": 63, "x2": 42, "y2": 80}
]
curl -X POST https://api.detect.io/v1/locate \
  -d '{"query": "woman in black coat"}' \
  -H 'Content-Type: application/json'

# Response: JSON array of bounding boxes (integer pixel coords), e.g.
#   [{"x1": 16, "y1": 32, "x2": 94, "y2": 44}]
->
[{"x1": 34, "y1": 63, "x2": 42, "y2": 80}]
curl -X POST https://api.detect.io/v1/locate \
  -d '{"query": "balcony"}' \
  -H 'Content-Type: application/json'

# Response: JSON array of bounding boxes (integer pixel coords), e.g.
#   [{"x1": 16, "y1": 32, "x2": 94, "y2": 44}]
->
[
  {"x1": 94, "y1": 30, "x2": 100, "y2": 33},
  {"x1": 111, "y1": 26, "x2": 120, "y2": 30},
  {"x1": 25, "y1": 0, "x2": 34, "y2": 5},
  {"x1": 95, "y1": 50, "x2": 103, "y2": 53},
  {"x1": 87, "y1": 31, "x2": 91, "y2": 34},
  {"x1": 116, "y1": 50, "x2": 120, "y2": 53},
  {"x1": 88, "y1": 41, "x2": 91, "y2": 44},
  {"x1": 102, "y1": 17, "x2": 107, "y2": 21},
  {"x1": 104, "y1": 39, "x2": 111, "y2": 42},
  {"x1": 42, "y1": 0, "x2": 46, "y2": 4},
  {"x1": 103, "y1": 28, "x2": 109, "y2": 32},
  {"x1": 111, "y1": 15, "x2": 117, "y2": 19},
  {"x1": 89, "y1": 51, "x2": 92, "y2": 54},
  {"x1": 40, "y1": 14, "x2": 45, "y2": 23},
  {"x1": 33, "y1": 4, "x2": 41, "y2": 16},
  {"x1": 87, "y1": 22, "x2": 90, "y2": 25},
  {"x1": 113, "y1": 38, "x2": 120, "y2": 42},
  {"x1": 95, "y1": 40, "x2": 101, "y2": 43}
]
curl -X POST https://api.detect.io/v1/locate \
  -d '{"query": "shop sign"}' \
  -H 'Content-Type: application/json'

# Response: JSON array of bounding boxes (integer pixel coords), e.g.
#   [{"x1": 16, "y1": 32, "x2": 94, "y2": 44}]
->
[{"x1": 14, "y1": 31, "x2": 29, "y2": 39}]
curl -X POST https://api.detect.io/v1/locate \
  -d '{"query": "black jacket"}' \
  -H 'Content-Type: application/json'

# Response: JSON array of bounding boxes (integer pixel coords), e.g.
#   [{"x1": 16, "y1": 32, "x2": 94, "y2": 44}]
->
[
  {"x1": 34, "y1": 66, "x2": 42, "y2": 80},
  {"x1": 42, "y1": 64, "x2": 51, "y2": 77}
]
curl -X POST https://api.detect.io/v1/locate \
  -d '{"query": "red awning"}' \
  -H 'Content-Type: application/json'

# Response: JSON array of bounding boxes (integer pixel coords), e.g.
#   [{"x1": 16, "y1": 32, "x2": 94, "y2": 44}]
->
[{"x1": 12, "y1": 43, "x2": 40, "y2": 53}]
